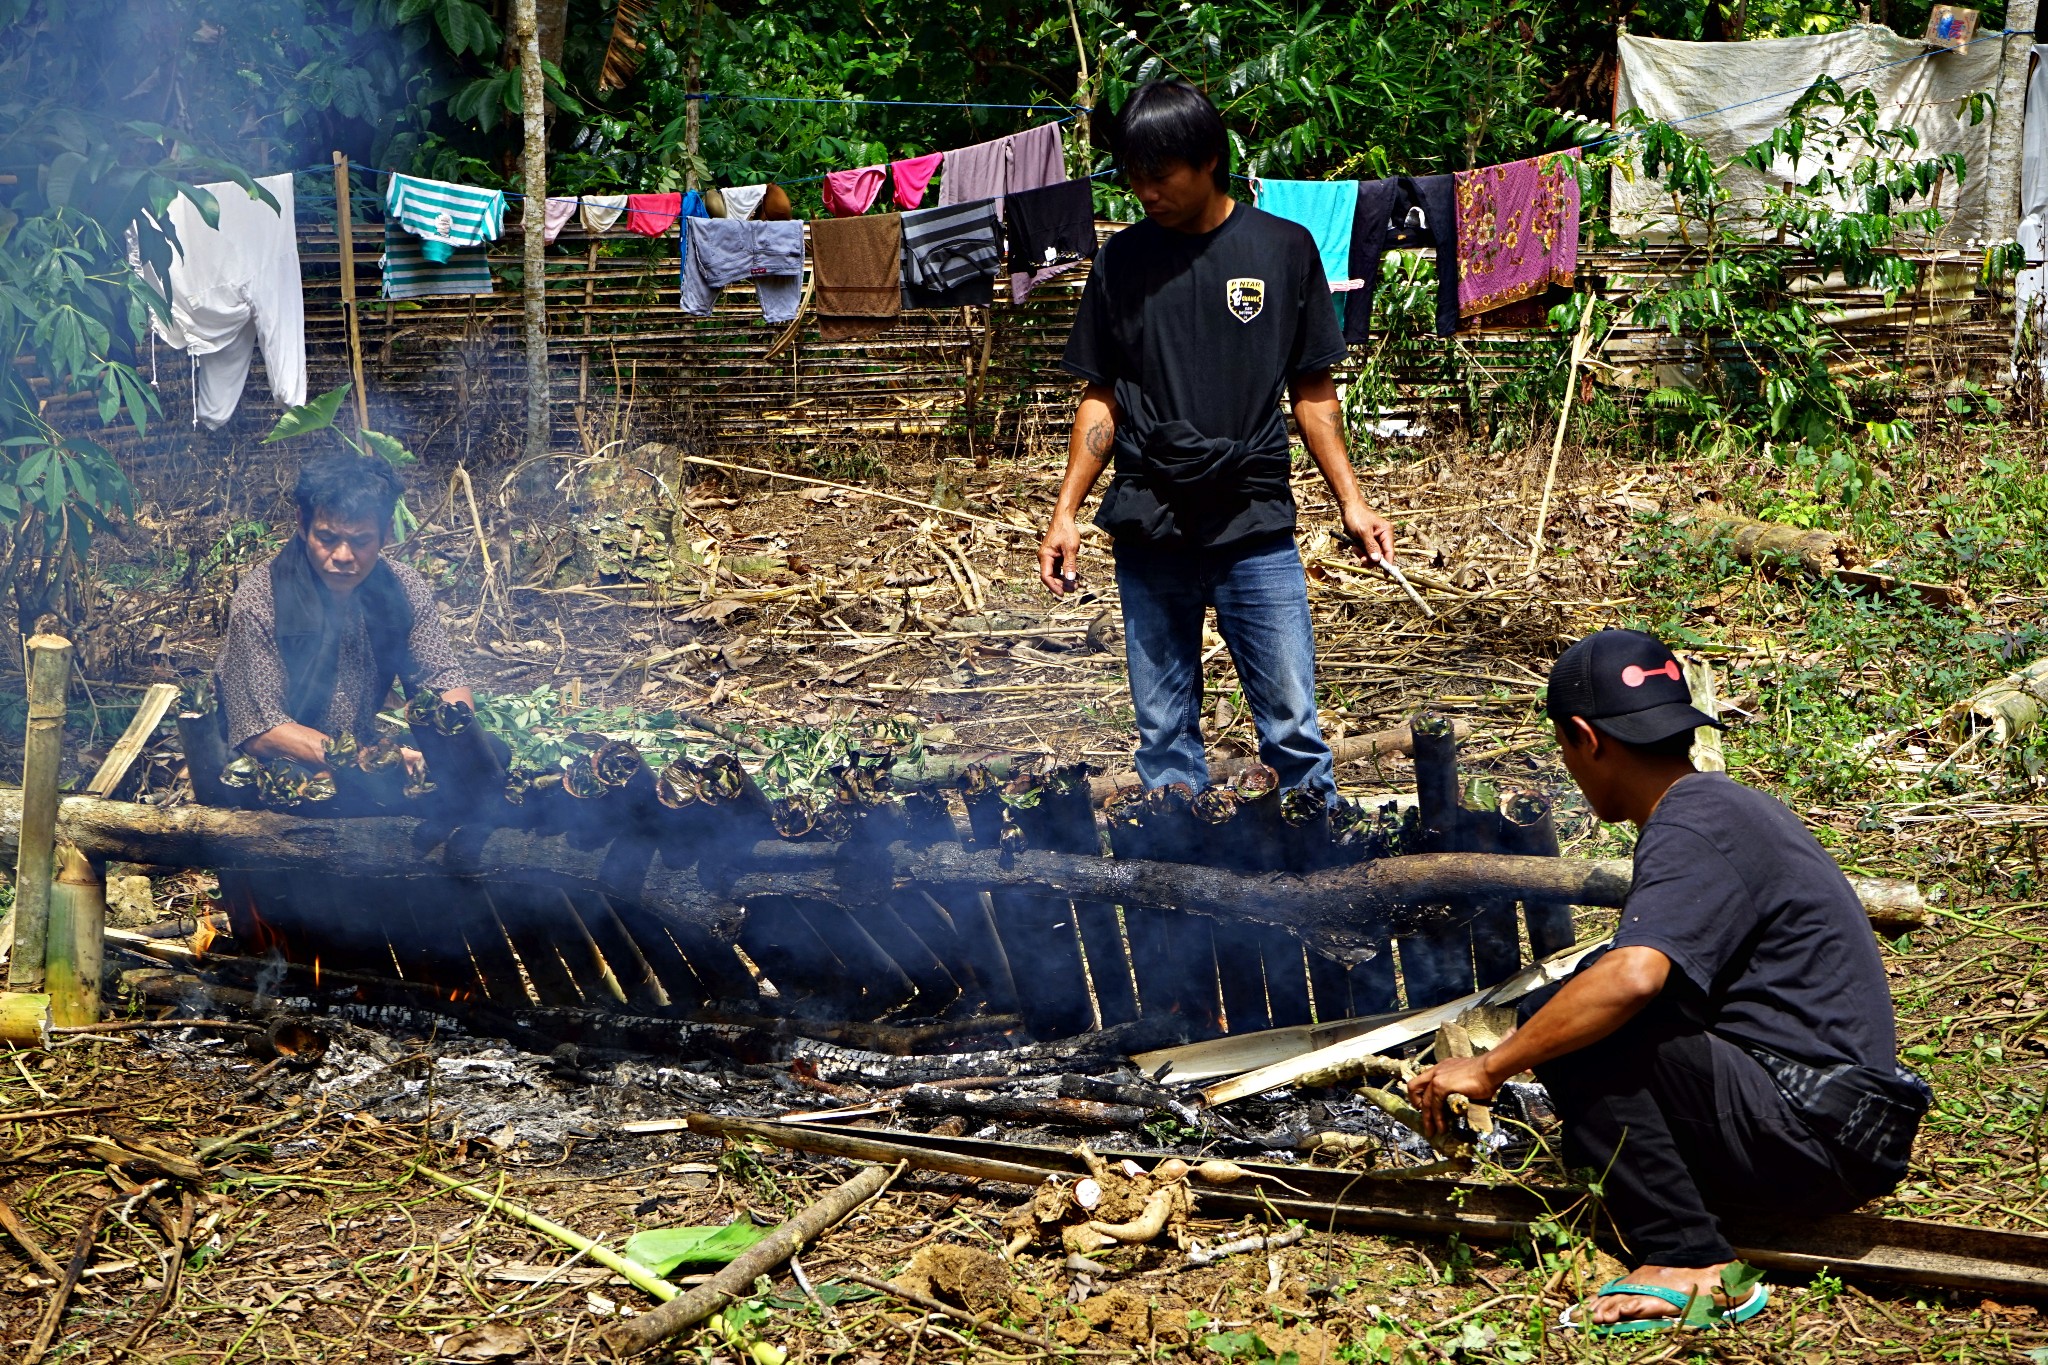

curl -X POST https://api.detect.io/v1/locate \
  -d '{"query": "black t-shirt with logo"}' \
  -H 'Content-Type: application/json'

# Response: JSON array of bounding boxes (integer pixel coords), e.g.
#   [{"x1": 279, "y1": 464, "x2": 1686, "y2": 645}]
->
[{"x1": 1061, "y1": 203, "x2": 1345, "y2": 550}]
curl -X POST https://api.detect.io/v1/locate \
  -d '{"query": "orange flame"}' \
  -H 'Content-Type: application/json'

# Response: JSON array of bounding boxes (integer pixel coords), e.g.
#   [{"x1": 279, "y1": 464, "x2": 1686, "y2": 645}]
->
[
  {"x1": 190, "y1": 915, "x2": 218, "y2": 958},
  {"x1": 313, "y1": 957, "x2": 322, "y2": 989}
]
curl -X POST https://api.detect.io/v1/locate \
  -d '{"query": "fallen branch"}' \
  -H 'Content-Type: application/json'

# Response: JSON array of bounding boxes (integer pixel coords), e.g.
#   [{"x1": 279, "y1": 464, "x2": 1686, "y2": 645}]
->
[
  {"x1": 0, "y1": 1191, "x2": 65, "y2": 1278},
  {"x1": 604, "y1": 1162, "x2": 899, "y2": 1356},
  {"x1": 23, "y1": 1193, "x2": 107, "y2": 1365},
  {"x1": 1680, "y1": 509, "x2": 1969, "y2": 610}
]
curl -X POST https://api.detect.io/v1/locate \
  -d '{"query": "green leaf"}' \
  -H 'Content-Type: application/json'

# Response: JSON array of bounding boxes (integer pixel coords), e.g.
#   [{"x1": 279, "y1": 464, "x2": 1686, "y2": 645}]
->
[
  {"x1": 359, "y1": 428, "x2": 416, "y2": 466},
  {"x1": 622, "y1": 1222, "x2": 771, "y2": 1276},
  {"x1": 1720, "y1": 1261, "x2": 1766, "y2": 1303},
  {"x1": 264, "y1": 384, "x2": 352, "y2": 443}
]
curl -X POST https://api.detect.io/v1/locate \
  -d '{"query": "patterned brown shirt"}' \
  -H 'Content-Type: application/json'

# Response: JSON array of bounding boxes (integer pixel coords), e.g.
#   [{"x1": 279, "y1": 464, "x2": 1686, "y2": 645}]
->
[{"x1": 216, "y1": 549, "x2": 466, "y2": 751}]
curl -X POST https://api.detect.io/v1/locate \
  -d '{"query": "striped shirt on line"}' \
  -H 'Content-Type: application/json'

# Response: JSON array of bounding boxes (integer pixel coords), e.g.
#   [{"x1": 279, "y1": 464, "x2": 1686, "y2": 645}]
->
[
  {"x1": 386, "y1": 173, "x2": 506, "y2": 262},
  {"x1": 380, "y1": 222, "x2": 494, "y2": 300}
]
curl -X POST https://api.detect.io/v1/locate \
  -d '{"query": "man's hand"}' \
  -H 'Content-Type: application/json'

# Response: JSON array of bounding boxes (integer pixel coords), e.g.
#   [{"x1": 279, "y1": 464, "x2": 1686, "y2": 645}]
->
[
  {"x1": 1407, "y1": 1056, "x2": 1501, "y2": 1138},
  {"x1": 1039, "y1": 517, "x2": 1083, "y2": 596},
  {"x1": 1341, "y1": 501, "x2": 1397, "y2": 565},
  {"x1": 400, "y1": 746, "x2": 428, "y2": 779}
]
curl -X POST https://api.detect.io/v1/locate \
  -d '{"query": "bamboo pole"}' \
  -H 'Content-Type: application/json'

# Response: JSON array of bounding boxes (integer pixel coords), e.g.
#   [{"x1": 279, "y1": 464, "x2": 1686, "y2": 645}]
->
[
  {"x1": 1525, "y1": 299, "x2": 1595, "y2": 576},
  {"x1": 44, "y1": 842, "x2": 103, "y2": 1027},
  {"x1": 7, "y1": 635, "x2": 70, "y2": 992},
  {"x1": 515, "y1": 0, "x2": 549, "y2": 467},
  {"x1": 332, "y1": 153, "x2": 371, "y2": 435}
]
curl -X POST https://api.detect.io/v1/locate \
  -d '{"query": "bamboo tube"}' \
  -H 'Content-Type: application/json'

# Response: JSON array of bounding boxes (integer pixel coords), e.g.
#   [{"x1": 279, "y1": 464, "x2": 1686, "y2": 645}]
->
[
  {"x1": 8, "y1": 635, "x2": 71, "y2": 993},
  {"x1": 0, "y1": 992, "x2": 52, "y2": 1047},
  {"x1": 44, "y1": 842, "x2": 103, "y2": 1027}
]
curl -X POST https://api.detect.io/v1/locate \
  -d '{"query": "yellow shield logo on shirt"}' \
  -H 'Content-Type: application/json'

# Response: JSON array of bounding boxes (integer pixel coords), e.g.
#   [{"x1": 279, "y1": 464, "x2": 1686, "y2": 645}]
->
[{"x1": 1225, "y1": 277, "x2": 1265, "y2": 323}]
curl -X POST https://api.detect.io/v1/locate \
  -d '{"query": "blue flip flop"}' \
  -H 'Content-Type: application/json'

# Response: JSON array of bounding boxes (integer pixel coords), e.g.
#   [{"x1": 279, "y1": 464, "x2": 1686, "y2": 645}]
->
[{"x1": 1557, "y1": 1279, "x2": 1770, "y2": 1336}]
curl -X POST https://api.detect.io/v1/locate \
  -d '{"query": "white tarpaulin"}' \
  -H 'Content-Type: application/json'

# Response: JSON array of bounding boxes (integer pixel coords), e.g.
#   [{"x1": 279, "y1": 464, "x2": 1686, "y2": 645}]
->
[
  {"x1": 1613, "y1": 25, "x2": 2003, "y2": 244},
  {"x1": 2014, "y1": 47, "x2": 2047, "y2": 375}
]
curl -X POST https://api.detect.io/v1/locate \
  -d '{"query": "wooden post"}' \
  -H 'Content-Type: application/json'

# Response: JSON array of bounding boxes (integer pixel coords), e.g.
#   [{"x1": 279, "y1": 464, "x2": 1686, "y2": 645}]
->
[
  {"x1": 85, "y1": 682, "x2": 180, "y2": 799},
  {"x1": 515, "y1": 0, "x2": 550, "y2": 467},
  {"x1": 7, "y1": 635, "x2": 70, "y2": 993},
  {"x1": 332, "y1": 152, "x2": 372, "y2": 436},
  {"x1": 44, "y1": 842, "x2": 103, "y2": 1027}
]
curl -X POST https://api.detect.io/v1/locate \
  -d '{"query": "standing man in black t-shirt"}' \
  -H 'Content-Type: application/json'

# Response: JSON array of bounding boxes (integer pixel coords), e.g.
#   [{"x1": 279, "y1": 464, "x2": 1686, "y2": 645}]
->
[
  {"x1": 1408, "y1": 630, "x2": 1929, "y2": 1337},
  {"x1": 1036, "y1": 80, "x2": 1394, "y2": 797}
]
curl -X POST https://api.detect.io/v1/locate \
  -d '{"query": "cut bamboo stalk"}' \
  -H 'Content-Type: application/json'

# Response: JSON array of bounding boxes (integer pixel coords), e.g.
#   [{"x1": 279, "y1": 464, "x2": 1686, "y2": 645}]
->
[
  {"x1": 85, "y1": 683, "x2": 179, "y2": 799},
  {"x1": 8, "y1": 635, "x2": 71, "y2": 993},
  {"x1": 44, "y1": 842, "x2": 103, "y2": 1027},
  {"x1": 0, "y1": 992, "x2": 53, "y2": 1047},
  {"x1": 1202, "y1": 939, "x2": 1610, "y2": 1106},
  {"x1": 1397, "y1": 713, "x2": 1474, "y2": 1006},
  {"x1": 1683, "y1": 655, "x2": 1727, "y2": 773}
]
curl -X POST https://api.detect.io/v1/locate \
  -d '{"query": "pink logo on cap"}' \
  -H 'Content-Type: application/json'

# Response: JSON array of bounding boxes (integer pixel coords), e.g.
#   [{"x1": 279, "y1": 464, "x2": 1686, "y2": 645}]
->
[{"x1": 1621, "y1": 660, "x2": 1681, "y2": 688}]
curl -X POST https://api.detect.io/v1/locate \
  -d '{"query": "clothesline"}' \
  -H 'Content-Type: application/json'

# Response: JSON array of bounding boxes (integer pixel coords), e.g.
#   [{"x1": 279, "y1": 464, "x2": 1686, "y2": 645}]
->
[{"x1": 686, "y1": 92, "x2": 1087, "y2": 112}]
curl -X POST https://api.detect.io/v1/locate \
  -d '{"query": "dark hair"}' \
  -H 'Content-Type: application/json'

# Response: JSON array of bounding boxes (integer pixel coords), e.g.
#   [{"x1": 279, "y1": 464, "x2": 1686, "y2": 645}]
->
[
  {"x1": 295, "y1": 453, "x2": 404, "y2": 538},
  {"x1": 1115, "y1": 80, "x2": 1229, "y2": 191},
  {"x1": 1558, "y1": 716, "x2": 1697, "y2": 762}
]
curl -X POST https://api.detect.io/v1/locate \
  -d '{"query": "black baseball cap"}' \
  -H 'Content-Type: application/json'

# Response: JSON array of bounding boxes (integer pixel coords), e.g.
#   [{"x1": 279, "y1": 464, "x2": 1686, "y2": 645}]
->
[{"x1": 1545, "y1": 629, "x2": 1724, "y2": 745}]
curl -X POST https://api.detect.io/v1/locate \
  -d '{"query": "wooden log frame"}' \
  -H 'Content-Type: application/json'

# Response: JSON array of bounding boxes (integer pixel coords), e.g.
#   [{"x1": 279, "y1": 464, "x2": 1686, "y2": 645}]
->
[{"x1": 2, "y1": 792, "x2": 1923, "y2": 973}]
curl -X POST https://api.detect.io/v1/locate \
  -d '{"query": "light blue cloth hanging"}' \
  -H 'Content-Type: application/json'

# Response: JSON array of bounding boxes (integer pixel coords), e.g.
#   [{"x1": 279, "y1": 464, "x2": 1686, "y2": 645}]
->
[{"x1": 1253, "y1": 178, "x2": 1356, "y2": 287}]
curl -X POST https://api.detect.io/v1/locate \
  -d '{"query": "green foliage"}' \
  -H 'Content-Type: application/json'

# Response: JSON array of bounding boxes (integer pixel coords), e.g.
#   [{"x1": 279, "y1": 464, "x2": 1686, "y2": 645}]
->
[
  {"x1": 1592, "y1": 72, "x2": 1992, "y2": 511},
  {"x1": 622, "y1": 1221, "x2": 771, "y2": 1274},
  {"x1": 264, "y1": 386, "x2": 423, "y2": 538}
]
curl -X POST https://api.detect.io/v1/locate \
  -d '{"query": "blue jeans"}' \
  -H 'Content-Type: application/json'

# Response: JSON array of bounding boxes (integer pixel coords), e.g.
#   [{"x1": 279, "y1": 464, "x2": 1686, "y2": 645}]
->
[{"x1": 1113, "y1": 533, "x2": 1336, "y2": 796}]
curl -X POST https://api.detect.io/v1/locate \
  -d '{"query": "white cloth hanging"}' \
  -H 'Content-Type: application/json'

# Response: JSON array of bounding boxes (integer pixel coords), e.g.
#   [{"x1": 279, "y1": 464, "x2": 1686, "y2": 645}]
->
[{"x1": 143, "y1": 173, "x2": 306, "y2": 429}]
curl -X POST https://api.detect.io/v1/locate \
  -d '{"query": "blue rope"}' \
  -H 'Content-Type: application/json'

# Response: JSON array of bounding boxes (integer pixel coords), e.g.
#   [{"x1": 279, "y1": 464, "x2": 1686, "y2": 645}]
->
[{"x1": 691, "y1": 92, "x2": 1088, "y2": 113}]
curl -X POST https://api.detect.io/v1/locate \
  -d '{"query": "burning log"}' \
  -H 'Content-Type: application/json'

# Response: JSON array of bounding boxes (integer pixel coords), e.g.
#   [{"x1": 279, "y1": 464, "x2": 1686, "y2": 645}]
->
[{"x1": 19, "y1": 793, "x2": 1923, "y2": 970}]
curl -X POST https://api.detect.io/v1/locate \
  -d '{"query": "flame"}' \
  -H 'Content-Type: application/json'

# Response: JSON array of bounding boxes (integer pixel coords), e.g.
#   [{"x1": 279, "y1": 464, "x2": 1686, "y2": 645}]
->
[
  {"x1": 190, "y1": 915, "x2": 218, "y2": 957},
  {"x1": 313, "y1": 957, "x2": 322, "y2": 988}
]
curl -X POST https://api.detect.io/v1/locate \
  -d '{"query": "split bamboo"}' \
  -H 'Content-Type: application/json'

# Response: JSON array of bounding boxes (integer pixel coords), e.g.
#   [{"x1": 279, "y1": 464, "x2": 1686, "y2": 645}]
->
[{"x1": 7, "y1": 635, "x2": 71, "y2": 992}]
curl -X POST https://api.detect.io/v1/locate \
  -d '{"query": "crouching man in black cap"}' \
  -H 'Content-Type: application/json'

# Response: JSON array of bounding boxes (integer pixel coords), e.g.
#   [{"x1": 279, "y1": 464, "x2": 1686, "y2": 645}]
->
[{"x1": 1408, "y1": 629, "x2": 1929, "y2": 1336}]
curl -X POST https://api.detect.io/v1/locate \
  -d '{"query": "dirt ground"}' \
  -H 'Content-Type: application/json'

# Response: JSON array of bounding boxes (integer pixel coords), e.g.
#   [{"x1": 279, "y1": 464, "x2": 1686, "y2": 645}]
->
[{"x1": 4, "y1": 427, "x2": 2048, "y2": 1361}]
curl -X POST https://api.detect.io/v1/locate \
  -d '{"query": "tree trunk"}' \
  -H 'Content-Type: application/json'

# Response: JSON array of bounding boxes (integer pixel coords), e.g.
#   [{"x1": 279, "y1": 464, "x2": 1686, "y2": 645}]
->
[
  {"x1": 515, "y1": 0, "x2": 549, "y2": 467},
  {"x1": 0, "y1": 794, "x2": 1924, "y2": 968}
]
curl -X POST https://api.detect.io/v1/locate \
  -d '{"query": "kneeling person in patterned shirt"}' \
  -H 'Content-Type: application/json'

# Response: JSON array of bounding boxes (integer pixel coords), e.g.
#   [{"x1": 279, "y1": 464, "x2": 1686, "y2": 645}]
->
[
  {"x1": 215, "y1": 452, "x2": 470, "y2": 771},
  {"x1": 1407, "y1": 629, "x2": 1929, "y2": 1336}
]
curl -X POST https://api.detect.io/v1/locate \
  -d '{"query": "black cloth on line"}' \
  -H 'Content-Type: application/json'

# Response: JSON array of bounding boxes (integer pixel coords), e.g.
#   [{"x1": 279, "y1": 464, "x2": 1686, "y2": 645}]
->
[
  {"x1": 1344, "y1": 174, "x2": 1459, "y2": 346},
  {"x1": 900, "y1": 199, "x2": 1002, "y2": 308},
  {"x1": 1003, "y1": 177, "x2": 1097, "y2": 300},
  {"x1": 1061, "y1": 203, "x2": 1345, "y2": 551}
]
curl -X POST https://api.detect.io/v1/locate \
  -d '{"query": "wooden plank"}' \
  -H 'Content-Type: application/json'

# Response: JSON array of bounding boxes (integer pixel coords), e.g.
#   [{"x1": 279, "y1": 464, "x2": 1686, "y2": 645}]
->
[{"x1": 86, "y1": 683, "x2": 180, "y2": 799}]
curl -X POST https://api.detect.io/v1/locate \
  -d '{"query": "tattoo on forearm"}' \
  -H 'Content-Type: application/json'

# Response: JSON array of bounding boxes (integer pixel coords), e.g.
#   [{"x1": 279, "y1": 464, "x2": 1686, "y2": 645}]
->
[{"x1": 1083, "y1": 417, "x2": 1113, "y2": 460}]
